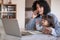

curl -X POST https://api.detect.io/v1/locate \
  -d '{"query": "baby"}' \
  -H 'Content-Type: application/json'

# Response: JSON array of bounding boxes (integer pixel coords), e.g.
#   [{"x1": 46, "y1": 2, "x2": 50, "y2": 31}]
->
[{"x1": 36, "y1": 15, "x2": 55, "y2": 35}]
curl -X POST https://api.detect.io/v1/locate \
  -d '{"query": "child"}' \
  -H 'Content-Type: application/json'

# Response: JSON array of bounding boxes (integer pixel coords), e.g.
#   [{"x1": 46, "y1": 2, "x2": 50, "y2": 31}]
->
[{"x1": 36, "y1": 15, "x2": 55, "y2": 35}]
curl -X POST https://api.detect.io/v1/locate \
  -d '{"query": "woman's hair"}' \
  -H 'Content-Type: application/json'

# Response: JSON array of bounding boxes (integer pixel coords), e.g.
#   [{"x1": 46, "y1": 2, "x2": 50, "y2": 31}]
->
[
  {"x1": 32, "y1": 1, "x2": 40, "y2": 11},
  {"x1": 32, "y1": 0, "x2": 51, "y2": 15},
  {"x1": 42, "y1": 15, "x2": 55, "y2": 28}
]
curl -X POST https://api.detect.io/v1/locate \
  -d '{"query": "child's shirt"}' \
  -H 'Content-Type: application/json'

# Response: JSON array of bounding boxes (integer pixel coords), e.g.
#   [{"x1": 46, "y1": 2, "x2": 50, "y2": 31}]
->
[
  {"x1": 36, "y1": 24, "x2": 43, "y2": 31},
  {"x1": 36, "y1": 24, "x2": 57, "y2": 37}
]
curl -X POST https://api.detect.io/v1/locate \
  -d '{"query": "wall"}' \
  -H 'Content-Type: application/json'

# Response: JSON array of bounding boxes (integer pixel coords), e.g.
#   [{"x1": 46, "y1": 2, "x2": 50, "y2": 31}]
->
[
  {"x1": 51, "y1": 0, "x2": 60, "y2": 22},
  {"x1": 25, "y1": 11, "x2": 32, "y2": 18},
  {"x1": 0, "y1": 0, "x2": 25, "y2": 31},
  {"x1": 26, "y1": 0, "x2": 36, "y2": 8},
  {"x1": 11, "y1": 0, "x2": 25, "y2": 31},
  {"x1": 0, "y1": 0, "x2": 60, "y2": 31}
]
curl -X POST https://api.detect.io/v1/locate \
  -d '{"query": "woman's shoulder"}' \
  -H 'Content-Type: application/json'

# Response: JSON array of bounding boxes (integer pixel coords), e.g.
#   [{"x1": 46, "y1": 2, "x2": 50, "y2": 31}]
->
[
  {"x1": 47, "y1": 12, "x2": 56, "y2": 17},
  {"x1": 48, "y1": 12, "x2": 58, "y2": 18},
  {"x1": 47, "y1": 12, "x2": 58, "y2": 20}
]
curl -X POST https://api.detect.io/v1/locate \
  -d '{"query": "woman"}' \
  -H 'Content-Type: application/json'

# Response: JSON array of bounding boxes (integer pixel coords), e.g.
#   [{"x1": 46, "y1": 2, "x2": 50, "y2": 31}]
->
[{"x1": 26, "y1": 0, "x2": 60, "y2": 37}]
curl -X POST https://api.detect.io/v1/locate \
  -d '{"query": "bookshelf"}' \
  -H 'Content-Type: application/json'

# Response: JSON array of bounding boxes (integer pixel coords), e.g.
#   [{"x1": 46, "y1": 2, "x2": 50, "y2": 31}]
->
[{"x1": 0, "y1": 4, "x2": 16, "y2": 19}]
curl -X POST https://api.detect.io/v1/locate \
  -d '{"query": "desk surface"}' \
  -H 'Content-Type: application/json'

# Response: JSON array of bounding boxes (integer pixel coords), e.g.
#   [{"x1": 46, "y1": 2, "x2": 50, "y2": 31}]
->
[
  {"x1": 21, "y1": 31, "x2": 57, "y2": 40},
  {"x1": 21, "y1": 34, "x2": 56, "y2": 40}
]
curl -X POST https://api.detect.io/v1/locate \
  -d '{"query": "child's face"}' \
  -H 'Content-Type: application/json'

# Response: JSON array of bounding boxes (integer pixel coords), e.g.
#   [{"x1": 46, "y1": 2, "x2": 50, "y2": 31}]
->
[{"x1": 41, "y1": 19, "x2": 49, "y2": 27}]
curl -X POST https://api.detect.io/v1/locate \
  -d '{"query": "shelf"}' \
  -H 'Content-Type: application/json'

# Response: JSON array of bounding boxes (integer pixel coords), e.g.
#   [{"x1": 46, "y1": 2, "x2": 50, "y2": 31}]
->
[
  {"x1": 0, "y1": 4, "x2": 16, "y2": 19},
  {"x1": 2, "y1": 13, "x2": 16, "y2": 19},
  {"x1": 3, "y1": 4, "x2": 16, "y2": 6},
  {"x1": 2, "y1": 11, "x2": 16, "y2": 13}
]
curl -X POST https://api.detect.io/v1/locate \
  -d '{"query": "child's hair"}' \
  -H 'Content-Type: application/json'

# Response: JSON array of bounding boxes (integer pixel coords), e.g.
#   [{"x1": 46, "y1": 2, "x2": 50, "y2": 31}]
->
[{"x1": 42, "y1": 15, "x2": 55, "y2": 28}]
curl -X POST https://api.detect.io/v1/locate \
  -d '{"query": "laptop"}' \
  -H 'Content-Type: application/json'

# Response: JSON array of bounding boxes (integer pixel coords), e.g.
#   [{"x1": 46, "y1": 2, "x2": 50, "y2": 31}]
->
[{"x1": 2, "y1": 19, "x2": 21, "y2": 37}]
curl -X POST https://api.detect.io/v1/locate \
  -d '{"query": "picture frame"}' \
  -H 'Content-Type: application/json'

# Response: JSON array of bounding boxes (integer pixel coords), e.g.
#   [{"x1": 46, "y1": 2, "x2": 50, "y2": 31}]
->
[{"x1": 0, "y1": 0, "x2": 3, "y2": 4}]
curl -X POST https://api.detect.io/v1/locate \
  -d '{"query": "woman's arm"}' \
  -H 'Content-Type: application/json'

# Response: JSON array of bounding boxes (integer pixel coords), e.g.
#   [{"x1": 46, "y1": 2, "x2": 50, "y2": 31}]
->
[
  {"x1": 48, "y1": 13, "x2": 60, "y2": 36},
  {"x1": 36, "y1": 24, "x2": 43, "y2": 31},
  {"x1": 53, "y1": 14, "x2": 60, "y2": 37},
  {"x1": 26, "y1": 10, "x2": 39, "y2": 30},
  {"x1": 35, "y1": 19, "x2": 43, "y2": 31},
  {"x1": 26, "y1": 18, "x2": 36, "y2": 30}
]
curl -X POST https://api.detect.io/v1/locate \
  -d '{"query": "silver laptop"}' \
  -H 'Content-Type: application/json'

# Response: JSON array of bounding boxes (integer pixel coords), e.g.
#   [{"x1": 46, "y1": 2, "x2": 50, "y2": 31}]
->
[{"x1": 2, "y1": 19, "x2": 21, "y2": 37}]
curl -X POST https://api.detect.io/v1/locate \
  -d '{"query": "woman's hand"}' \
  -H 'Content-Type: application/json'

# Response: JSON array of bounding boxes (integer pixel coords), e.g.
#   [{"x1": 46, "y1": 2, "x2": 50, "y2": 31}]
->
[
  {"x1": 32, "y1": 10, "x2": 38, "y2": 18},
  {"x1": 42, "y1": 27, "x2": 52, "y2": 34},
  {"x1": 36, "y1": 20, "x2": 40, "y2": 25}
]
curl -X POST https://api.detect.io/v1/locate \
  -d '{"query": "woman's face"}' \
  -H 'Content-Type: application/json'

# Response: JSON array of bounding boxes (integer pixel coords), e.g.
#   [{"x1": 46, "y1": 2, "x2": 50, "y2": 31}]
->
[{"x1": 36, "y1": 4, "x2": 44, "y2": 15}]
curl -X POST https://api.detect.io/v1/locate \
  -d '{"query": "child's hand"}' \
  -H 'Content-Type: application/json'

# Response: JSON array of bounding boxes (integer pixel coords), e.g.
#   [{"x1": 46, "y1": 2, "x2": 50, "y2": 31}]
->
[{"x1": 42, "y1": 27, "x2": 52, "y2": 34}]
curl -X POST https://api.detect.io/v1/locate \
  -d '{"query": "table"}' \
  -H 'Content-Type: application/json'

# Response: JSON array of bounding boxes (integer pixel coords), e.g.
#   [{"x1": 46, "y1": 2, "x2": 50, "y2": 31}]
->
[{"x1": 21, "y1": 31, "x2": 57, "y2": 40}]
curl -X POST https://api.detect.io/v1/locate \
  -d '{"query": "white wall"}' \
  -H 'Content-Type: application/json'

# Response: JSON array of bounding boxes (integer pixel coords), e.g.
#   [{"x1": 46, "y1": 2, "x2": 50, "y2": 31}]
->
[
  {"x1": 51, "y1": 0, "x2": 60, "y2": 22},
  {"x1": 11, "y1": 0, "x2": 25, "y2": 31}
]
